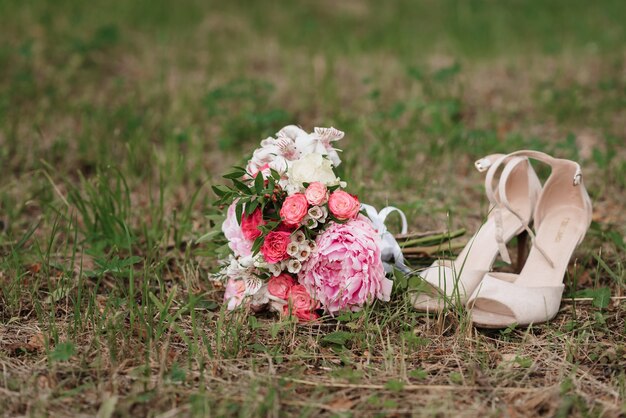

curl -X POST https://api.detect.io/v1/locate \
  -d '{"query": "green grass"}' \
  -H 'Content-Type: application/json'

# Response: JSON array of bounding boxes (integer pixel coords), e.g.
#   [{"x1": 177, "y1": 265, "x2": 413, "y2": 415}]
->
[{"x1": 1, "y1": 0, "x2": 625, "y2": 416}]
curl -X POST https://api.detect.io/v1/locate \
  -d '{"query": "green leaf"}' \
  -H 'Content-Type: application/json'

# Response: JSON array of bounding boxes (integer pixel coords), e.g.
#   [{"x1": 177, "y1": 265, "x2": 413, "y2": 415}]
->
[
  {"x1": 223, "y1": 170, "x2": 247, "y2": 179},
  {"x1": 50, "y1": 341, "x2": 76, "y2": 362},
  {"x1": 211, "y1": 185, "x2": 230, "y2": 197},
  {"x1": 270, "y1": 169, "x2": 281, "y2": 180},
  {"x1": 251, "y1": 236, "x2": 264, "y2": 255},
  {"x1": 571, "y1": 287, "x2": 611, "y2": 309},
  {"x1": 266, "y1": 176, "x2": 275, "y2": 193},
  {"x1": 195, "y1": 299, "x2": 219, "y2": 311},
  {"x1": 196, "y1": 230, "x2": 222, "y2": 244},
  {"x1": 235, "y1": 203, "x2": 243, "y2": 224},
  {"x1": 321, "y1": 331, "x2": 353, "y2": 347},
  {"x1": 245, "y1": 199, "x2": 259, "y2": 215},
  {"x1": 254, "y1": 171, "x2": 264, "y2": 194},
  {"x1": 384, "y1": 379, "x2": 405, "y2": 392},
  {"x1": 514, "y1": 356, "x2": 533, "y2": 368},
  {"x1": 232, "y1": 179, "x2": 251, "y2": 194}
]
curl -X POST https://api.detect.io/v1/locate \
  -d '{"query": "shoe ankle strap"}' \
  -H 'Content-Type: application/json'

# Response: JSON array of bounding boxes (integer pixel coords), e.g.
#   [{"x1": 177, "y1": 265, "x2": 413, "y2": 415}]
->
[
  {"x1": 474, "y1": 154, "x2": 542, "y2": 265},
  {"x1": 492, "y1": 150, "x2": 587, "y2": 186},
  {"x1": 484, "y1": 149, "x2": 593, "y2": 266}
]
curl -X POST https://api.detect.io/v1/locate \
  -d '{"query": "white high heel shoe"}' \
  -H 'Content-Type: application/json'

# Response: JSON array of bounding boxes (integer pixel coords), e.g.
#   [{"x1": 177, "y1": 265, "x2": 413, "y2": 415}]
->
[
  {"x1": 412, "y1": 154, "x2": 542, "y2": 312},
  {"x1": 467, "y1": 150, "x2": 593, "y2": 328}
]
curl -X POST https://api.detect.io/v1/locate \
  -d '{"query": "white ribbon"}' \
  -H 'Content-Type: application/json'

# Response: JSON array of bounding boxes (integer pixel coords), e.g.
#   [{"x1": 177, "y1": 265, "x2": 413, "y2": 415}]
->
[{"x1": 361, "y1": 203, "x2": 411, "y2": 274}]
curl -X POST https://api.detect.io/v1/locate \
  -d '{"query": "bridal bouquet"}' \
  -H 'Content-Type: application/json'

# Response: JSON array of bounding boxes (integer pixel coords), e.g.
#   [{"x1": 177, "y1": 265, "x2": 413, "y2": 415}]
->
[{"x1": 212, "y1": 125, "x2": 393, "y2": 321}]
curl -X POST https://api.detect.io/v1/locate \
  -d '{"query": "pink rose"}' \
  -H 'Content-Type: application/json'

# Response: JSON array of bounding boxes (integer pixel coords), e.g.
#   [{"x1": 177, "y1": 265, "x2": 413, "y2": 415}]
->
[
  {"x1": 305, "y1": 182, "x2": 328, "y2": 206},
  {"x1": 280, "y1": 194, "x2": 309, "y2": 226},
  {"x1": 289, "y1": 284, "x2": 320, "y2": 311},
  {"x1": 224, "y1": 279, "x2": 246, "y2": 310},
  {"x1": 222, "y1": 203, "x2": 252, "y2": 257},
  {"x1": 328, "y1": 190, "x2": 360, "y2": 220},
  {"x1": 282, "y1": 304, "x2": 320, "y2": 321},
  {"x1": 241, "y1": 208, "x2": 265, "y2": 241},
  {"x1": 299, "y1": 216, "x2": 391, "y2": 313},
  {"x1": 281, "y1": 285, "x2": 321, "y2": 321},
  {"x1": 294, "y1": 309, "x2": 320, "y2": 321},
  {"x1": 261, "y1": 231, "x2": 291, "y2": 263},
  {"x1": 267, "y1": 273, "x2": 295, "y2": 299}
]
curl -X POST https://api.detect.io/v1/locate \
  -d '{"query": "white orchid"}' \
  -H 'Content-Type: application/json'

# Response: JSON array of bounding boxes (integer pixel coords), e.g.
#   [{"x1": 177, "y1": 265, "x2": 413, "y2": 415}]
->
[
  {"x1": 277, "y1": 125, "x2": 344, "y2": 166},
  {"x1": 245, "y1": 125, "x2": 344, "y2": 184}
]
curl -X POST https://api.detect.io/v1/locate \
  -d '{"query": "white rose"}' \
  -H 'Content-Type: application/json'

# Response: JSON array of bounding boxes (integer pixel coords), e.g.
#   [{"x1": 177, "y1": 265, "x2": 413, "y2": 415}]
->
[{"x1": 288, "y1": 153, "x2": 340, "y2": 188}]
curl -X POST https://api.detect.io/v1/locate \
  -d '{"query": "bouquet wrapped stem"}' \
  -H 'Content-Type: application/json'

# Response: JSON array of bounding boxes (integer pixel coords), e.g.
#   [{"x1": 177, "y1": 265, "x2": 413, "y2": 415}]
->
[{"x1": 396, "y1": 228, "x2": 467, "y2": 261}]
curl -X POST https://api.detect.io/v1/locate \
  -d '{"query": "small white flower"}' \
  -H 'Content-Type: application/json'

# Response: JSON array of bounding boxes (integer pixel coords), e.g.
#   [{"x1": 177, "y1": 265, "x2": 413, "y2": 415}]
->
[
  {"x1": 291, "y1": 230, "x2": 306, "y2": 243},
  {"x1": 296, "y1": 245, "x2": 311, "y2": 261},
  {"x1": 286, "y1": 242, "x2": 300, "y2": 257},
  {"x1": 317, "y1": 206, "x2": 329, "y2": 223},
  {"x1": 287, "y1": 259, "x2": 302, "y2": 274},
  {"x1": 308, "y1": 206, "x2": 323, "y2": 220},
  {"x1": 267, "y1": 262, "x2": 283, "y2": 277},
  {"x1": 302, "y1": 215, "x2": 318, "y2": 229},
  {"x1": 308, "y1": 240, "x2": 317, "y2": 252}
]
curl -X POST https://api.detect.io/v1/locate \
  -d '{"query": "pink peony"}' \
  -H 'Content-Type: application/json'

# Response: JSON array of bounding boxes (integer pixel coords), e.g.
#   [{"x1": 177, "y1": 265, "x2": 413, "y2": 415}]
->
[
  {"x1": 305, "y1": 182, "x2": 328, "y2": 206},
  {"x1": 299, "y1": 216, "x2": 391, "y2": 313},
  {"x1": 224, "y1": 279, "x2": 246, "y2": 310},
  {"x1": 241, "y1": 208, "x2": 265, "y2": 241},
  {"x1": 328, "y1": 190, "x2": 360, "y2": 220},
  {"x1": 280, "y1": 194, "x2": 309, "y2": 226},
  {"x1": 267, "y1": 273, "x2": 295, "y2": 299},
  {"x1": 222, "y1": 203, "x2": 252, "y2": 257},
  {"x1": 261, "y1": 231, "x2": 291, "y2": 263}
]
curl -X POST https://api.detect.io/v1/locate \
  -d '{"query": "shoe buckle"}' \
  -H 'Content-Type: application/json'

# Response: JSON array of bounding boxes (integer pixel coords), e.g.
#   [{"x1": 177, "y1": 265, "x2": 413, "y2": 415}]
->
[
  {"x1": 573, "y1": 168, "x2": 582, "y2": 186},
  {"x1": 475, "y1": 158, "x2": 491, "y2": 172}
]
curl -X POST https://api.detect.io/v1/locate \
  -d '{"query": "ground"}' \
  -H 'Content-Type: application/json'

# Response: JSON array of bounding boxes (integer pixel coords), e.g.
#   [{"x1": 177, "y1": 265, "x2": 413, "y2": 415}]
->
[{"x1": 0, "y1": 1, "x2": 625, "y2": 417}]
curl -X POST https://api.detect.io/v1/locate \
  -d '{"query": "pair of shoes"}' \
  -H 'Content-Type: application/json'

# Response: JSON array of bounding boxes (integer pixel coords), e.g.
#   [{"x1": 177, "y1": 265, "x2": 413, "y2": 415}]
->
[{"x1": 411, "y1": 150, "x2": 592, "y2": 328}]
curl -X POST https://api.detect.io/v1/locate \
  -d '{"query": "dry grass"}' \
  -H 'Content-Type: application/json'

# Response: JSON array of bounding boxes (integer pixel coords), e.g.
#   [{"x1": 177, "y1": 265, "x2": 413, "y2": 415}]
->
[{"x1": 1, "y1": 1, "x2": 625, "y2": 416}]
